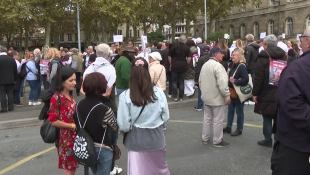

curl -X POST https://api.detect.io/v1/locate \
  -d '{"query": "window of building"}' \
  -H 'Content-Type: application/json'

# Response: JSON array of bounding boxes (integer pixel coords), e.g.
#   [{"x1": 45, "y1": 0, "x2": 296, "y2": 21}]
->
[
  {"x1": 268, "y1": 21, "x2": 274, "y2": 34},
  {"x1": 15, "y1": 41, "x2": 20, "y2": 46},
  {"x1": 51, "y1": 37, "x2": 54, "y2": 43},
  {"x1": 136, "y1": 30, "x2": 140, "y2": 37},
  {"x1": 129, "y1": 30, "x2": 132, "y2": 38},
  {"x1": 176, "y1": 26, "x2": 184, "y2": 33},
  {"x1": 287, "y1": 0, "x2": 294, "y2": 2},
  {"x1": 240, "y1": 24, "x2": 246, "y2": 38},
  {"x1": 286, "y1": 18, "x2": 293, "y2": 36},
  {"x1": 94, "y1": 32, "x2": 99, "y2": 41},
  {"x1": 231, "y1": 7, "x2": 233, "y2": 13},
  {"x1": 270, "y1": 0, "x2": 275, "y2": 6},
  {"x1": 306, "y1": 16, "x2": 310, "y2": 28},
  {"x1": 241, "y1": 4, "x2": 246, "y2": 11},
  {"x1": 68, "y1": 34, "x2": 72, "y2": 42},
  {"x1": 117, "y1": 30, "x2": 122, "y2": 35},
  {"x1": 253, "y1": 23, "x2": 259, "y2": 38},
  {"x1": 75, "y1": 34, "x2": 78, "y2": 42},
  {"x1": 60, "y1": 34, "x2": 64, "y2": 42},
  {"x1": 229, "y1": 26, "x2": 234, "y2": 37}
]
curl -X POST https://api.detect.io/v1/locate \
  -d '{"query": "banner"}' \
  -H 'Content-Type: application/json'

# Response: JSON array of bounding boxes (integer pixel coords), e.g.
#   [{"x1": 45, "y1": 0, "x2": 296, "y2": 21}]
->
[
  {"x1": 269, "y1": 59, "x2": 287, "y2": 86},
  {"x1": 260, "y1": 32, "x2": 266, "y2": 39},
  {"x1": 113, "y1": 35, "x2": 123, "y2": 42}
]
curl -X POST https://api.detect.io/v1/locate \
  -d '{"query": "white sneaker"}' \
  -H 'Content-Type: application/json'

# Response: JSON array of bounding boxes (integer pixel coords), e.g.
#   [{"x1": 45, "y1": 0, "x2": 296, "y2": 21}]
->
[
  {"x1": 168, "y1": 95, "x2": 172, "y2": 98},
  {"x1": 33, "y1": 102, "x2": 42, "y2": 106},
  {"x1": 28, "y1": 102, "x2": 33, "y2": 106},
  {"x1": 247, "y1": 101, "x2": 255, "y2": 105},
  {"x1": 110, "y1": 165, "x2": 123, "y2": 175}
]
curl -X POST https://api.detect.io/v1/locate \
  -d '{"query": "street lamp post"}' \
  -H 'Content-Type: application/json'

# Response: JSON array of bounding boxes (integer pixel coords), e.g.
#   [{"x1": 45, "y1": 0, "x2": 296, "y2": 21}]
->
[
  {"x1": 204, "y1": 0, "x2": 207, "y2": 40},
  {"x1": 77, "y1": 3, "x2": 81, "y2": 52}
]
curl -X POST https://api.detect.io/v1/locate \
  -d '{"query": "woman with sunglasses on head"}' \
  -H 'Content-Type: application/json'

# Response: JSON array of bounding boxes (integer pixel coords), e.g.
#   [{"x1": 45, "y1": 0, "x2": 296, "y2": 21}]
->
[
  {"x1": 117, "y1": 58, "x2": 170, "y2": 175},
  {"x1": 25, "y1": 52, "x2": 41, "y2": 106}
]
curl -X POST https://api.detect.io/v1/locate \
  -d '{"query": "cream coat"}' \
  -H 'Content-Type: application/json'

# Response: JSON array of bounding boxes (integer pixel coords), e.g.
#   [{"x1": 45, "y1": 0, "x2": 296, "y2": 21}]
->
[
  {"x1": 199, "y1": 59, "x2": 230, "y2": 106},
  {"x1": 149, "y1": 61, "x2": 166, "y2": 91}
]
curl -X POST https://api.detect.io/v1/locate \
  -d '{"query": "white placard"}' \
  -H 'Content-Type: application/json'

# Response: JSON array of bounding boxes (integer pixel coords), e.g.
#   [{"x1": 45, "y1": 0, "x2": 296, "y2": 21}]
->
[
  {"x1": 224, "y1": 34, "x2": 230, "y2": 39},
  {"x1": 142, "y1": 35, "x2": 147, "y2": 44},
  {"x1": 193, "y1": 38, "x2": 197, "y2": 44},
  {"x1": 296, "y1": 34, "x2": 302, "y2": 40},
  {"x1": 113, "y1": 35, "x2": 123, "y2": 42},
  {"x1": 260, "y1": 32, "x2": 266, "y2": 39},
  {"x1": 141, "y1": 35, "x2": 147, "y2": 59},
  {"x1": 282, "y1": 33, "x2": 285, "y2": 39}
]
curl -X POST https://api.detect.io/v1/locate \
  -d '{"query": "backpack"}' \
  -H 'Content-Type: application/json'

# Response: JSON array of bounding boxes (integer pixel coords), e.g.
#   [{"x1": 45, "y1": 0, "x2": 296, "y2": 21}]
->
[
  {"x1": 70, "y1": 59, "x2": 78, "y2": 71},
  {"x1": 19, "y1": 63, "x2": 28, "y2": 79},
  {"x1": 265, "y1": 50, "x2": 287, "y2": 87},
  {"x1": 73, "y1": 103, "x2": 107, "y2": 167}
]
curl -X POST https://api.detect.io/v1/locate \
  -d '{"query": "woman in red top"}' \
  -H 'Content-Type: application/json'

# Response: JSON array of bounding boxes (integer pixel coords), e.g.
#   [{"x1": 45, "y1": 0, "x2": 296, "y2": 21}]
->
[{"x1": 48, "y1": 68, "x2": 78, "y2": 175}]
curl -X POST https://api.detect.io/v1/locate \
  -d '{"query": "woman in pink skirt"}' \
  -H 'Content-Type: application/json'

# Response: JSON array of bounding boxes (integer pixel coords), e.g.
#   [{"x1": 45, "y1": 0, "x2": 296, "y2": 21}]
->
[{"x1": 117, "y1": 58, "x2": 170, "y2": 175}]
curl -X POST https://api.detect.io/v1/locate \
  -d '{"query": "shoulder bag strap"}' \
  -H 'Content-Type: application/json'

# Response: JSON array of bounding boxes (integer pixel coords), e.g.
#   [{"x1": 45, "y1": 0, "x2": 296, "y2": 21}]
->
[
  {"x1": 132, "y1": 104, "x2": 146, "y2": 125},
  {"x1": 232, "y1": 64, "x2": 242, "y2": 77},
  {"x1": 75, "y1": 102, "x2": 103, "y2": 129},
  {"x1": 154, "y1": 67, "x2": 164, "y2": 85},
  {"x1": 264, "y1": 50, "x2": 271, "y2": 62}
]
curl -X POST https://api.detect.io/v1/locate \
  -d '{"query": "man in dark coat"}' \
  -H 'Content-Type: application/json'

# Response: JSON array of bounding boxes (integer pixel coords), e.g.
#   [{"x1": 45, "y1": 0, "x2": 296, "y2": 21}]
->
[
  {"x1": 159, "y1": 42, "x2": 171, "y2": 97},
  {"x1": 252, "y1": 35, "x2": 286, "y2": 148},
  {"x1": 244, "y1": 34, "x2": 260, "y2": 79},
  {"x1": 271, "y1": 27, "x2": 310, "y2": 174},
  {"x1": 0, "y1": 45, "x2": 17, "y2": 112}
]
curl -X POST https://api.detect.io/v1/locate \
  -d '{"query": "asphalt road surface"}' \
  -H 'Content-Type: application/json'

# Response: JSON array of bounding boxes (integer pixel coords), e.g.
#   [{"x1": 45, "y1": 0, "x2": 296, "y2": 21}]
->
[{"x1": 0, "y1": 103, "x2": 273, "y2": 175}]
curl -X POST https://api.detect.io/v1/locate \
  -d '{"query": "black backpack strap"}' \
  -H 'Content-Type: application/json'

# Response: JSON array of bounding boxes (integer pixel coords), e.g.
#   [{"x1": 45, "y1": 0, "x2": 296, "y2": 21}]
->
[{"x1": 132, "y1": 104, "x2": 146, "y2": 125}]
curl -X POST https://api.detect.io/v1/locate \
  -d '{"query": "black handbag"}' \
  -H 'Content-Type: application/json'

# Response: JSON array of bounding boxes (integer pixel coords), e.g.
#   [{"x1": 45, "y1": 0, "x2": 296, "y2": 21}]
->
[
  {"x1": 123, "y1": 104, "x2": 146, "y2": 144},
  {"x1": 40, "y1": 94, "x2": 61, "y2": 144}
]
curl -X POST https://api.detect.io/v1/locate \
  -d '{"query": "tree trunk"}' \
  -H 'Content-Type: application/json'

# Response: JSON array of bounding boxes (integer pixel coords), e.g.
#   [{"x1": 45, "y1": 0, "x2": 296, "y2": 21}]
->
[
  {"x1": 133, "y1": 24, "x2": 137, "y2": 43},
  {"x1": 19, "y1": 27, "x2": 23, "y2": 52},
  {"x1": 6, "y1": 34, "x2": 12, "y2": 48},
  {"x1": 25, "y1": 26, "x2": 29, "y2": 50},
  {"x1": 185, "y1": 18, "x2": 191, "y2": 37},
  {"x1": 45, "y1": 20, "x2": 51, "y2": 47},
  {"x1": 143, "y1": 19, "x2": 148, "y2": 36},
  {"x1": 210, "y1": 18, "x2": 216, "y2": 34},
  {"x1": 158, "y1": 20, "x2": 164, "y2": 35},
  {"x1": 171, "y1": 18, "x2": 176, "y2": 42},
  {"x1": 125, "y1": 20, "x2": 130, "y2": 42},
  {"x1": 54, "y1": 34, "x2": 60, "y2": 50},
  {"x1": 101, "y1": 19, "x2": 108, "y2": 43},
  {"x1": 84, "y1": 30, "x2": 90, "y2": 47}
]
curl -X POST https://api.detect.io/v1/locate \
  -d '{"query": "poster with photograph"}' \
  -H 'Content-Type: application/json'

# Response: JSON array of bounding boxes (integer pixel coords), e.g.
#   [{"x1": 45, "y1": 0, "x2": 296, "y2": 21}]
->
[{"x1": 269, "y1": 59, "x2": 287, "y2": 86}]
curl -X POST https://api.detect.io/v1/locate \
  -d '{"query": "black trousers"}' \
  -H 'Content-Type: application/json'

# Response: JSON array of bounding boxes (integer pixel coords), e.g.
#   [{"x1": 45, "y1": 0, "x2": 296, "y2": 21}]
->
[
  {"x1": 172, "y1": 71, "x2": 185, "y2": 99},
  {"x1": 271, "y1": 141, "x2": 310, "y2": 175},
  {"x1": 40, "y1": 74, "x2": 50, "y2": 90},
  {"x1": 167, "y1": 72, "x2": 172, "y2": 95},
  {"x1": 75, "y1": 72, "x2": 81, "y2": 95},
  {"x1": 0, "y1": 84, "x2": 14, "y2": 111}
]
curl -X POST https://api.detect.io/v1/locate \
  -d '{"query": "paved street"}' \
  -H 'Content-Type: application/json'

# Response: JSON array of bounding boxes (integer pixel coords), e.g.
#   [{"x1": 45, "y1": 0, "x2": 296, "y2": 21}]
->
[{"x1": 0, "y1": 99, "x2": 273, "y2": 175}]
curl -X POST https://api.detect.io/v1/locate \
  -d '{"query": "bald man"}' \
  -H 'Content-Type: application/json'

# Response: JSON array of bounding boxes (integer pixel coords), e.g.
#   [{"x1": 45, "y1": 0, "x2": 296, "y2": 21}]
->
[{"x1": 271, "y1": 27, "x2": 310, "y2": 174}]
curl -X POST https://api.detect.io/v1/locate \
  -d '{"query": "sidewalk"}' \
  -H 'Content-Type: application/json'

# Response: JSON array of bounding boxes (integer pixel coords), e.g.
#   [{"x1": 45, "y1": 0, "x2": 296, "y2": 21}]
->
[{"x1": 0, "y1": 89, "x2": 199, "y2": 130}]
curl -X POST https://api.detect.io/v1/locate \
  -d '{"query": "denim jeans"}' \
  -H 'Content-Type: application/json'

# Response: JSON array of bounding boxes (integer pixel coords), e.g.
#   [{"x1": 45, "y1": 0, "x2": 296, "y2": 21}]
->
[
  {"x1": 27, "y1": 80, "x2": 40, "y2": 102},
  {"x1": 227, "y1": 102, "x2": 244, "y2": 131},
  {"x1": 90, "y1": 147, "x2": 113, "y2": 175},
  {"x1": 14, "y1": 91, "x2": 21, "y2": 104},
  {"x1": 263, "y1": 115, "x2": 273, "y2": 142},
  {"x1": 197, "y1": 87, "x2": 204, "y2": 109},
  {"x1": 116, "y1": 88, "x2": 126, "y2": 96},
  {"x1": 172, "y1": 71, "x2": 185, "y2": 99}
]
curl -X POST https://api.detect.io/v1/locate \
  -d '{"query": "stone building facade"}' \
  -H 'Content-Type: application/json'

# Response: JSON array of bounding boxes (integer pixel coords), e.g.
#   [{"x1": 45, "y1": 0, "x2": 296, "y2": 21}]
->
[{"x1": 196, "y1": 0, "x2": 310, "y2": 41}]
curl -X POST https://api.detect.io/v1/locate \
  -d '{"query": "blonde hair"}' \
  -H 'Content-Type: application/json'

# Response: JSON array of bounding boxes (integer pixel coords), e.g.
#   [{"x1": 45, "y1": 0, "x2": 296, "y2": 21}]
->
[
  {"x1": 236, "y1": 39, "x2": 244, "y2": 52},
  {"x1": 232, "y1": 49, "x2": 246, "y2": 63},
  {"x1": 48, "y1": 48, "x2": 60, "y2": 62},
  {"x1": 28, "y1": 52, "x2": 35, "y2": 60}
]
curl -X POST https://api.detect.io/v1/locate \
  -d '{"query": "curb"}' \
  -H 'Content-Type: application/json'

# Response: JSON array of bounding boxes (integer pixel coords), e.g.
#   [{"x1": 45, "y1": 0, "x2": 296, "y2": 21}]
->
[{"x1": 0, "y1": 99, "x2": 197, "y2": 130}]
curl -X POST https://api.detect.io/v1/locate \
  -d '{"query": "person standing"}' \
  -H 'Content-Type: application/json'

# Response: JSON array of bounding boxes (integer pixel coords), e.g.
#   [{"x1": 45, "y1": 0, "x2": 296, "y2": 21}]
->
[
  {"x1": 83, "y1": 49, "x2": 91, "y2": 70},
  {"x1": 48, "y1": 68, "x2": 78, "y2": 175},
  {"x1": 277, "y1": 35, "x2": 288, "y2": 53},
  {"x1": 11, "y1": 51, "x2": 24, "y2": 106},
  {"x1": 223, "y1": 49, "x2": 249, "y2": 136},
  {"x1": 148, "y1": 52, "x2": 166, "y2": 91},
  {"x1": 0, "y1": 45, "x2": 17, "y2": 112},
  {"x1": 168, "y1": 35, "x2": 192, "y2": 102},
  {"x1": 115, "y1": 46, "x2": 136, "y2": 95},
  {"x1": 48, "y1": 48, "x2": 62, "y2": 92},
  {"x1": 74, "y1": 72, "x2": 118, "y2": 175},
  {"x1": 82, "y1": 44, "x2": 122, "y2": 175},
  {"x1": 117, "y1": 58, "x2": 170, "y2": 175},
  {"x1": 271, "y1": 26, "x2": 310, "y2": 174},
  {"x1": 71, "y1": 48, "x2": 83, "y2": 96},
  {"x1": 39, "y1": 52, "x2": 50, "y2": 90},
  {"x1": 199, "y1": 47, "x2": 231, "y2": 147},
  {"x1": 193, "y1": 46, "x2": 210, "y2": 111},
  {"x1": 159, "y1": 42, "x2": 171, "y2": 97},
  {"x1": 252, "y1": 34, "x2": 286, "y2": 148},
  {"x1": 217, "y1": 38, "x2": 230, "y2": 71},
  {"x1": 26, "y1": 52, "x2": 41, "y2": 106}
]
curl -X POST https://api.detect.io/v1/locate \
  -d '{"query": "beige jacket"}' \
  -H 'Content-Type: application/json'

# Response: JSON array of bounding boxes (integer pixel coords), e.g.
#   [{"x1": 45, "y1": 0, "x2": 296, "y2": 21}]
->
[
  {"x1": 149, "y1": 61, "x2": 166, "y2": 91},
  {"x1": 199, "y1": 59, "x2": 230, "y2": 106}
]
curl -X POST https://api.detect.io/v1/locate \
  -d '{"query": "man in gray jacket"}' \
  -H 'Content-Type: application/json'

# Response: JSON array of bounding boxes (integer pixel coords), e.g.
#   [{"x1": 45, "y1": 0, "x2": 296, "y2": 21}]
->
[{"x1": 199, "y1": 47, "x2": 231, "y2": 147}]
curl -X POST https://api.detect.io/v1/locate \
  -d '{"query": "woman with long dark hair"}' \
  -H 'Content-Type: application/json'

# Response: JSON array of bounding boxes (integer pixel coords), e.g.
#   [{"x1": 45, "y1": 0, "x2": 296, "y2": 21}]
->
[
  {"x1": 184, "y1": 40, "x2": 198, "y2": 97},
  {"x1": 117, "y1": 58, "x2": 170, "y2": 175},
  {"x1": 48, "y1": 68, "x2": 78, "y2": 175}
]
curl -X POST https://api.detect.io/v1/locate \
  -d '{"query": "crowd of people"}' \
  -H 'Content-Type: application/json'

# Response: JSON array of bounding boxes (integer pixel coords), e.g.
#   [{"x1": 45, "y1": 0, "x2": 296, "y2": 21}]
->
[{"x1": 0, "y1": 26, "x2": 310, "y2": 174}]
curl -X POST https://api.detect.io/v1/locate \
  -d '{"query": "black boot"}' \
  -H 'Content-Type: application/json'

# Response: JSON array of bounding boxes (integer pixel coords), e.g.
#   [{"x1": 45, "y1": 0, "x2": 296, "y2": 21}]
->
[{"x1": 223, "y1": 127, "x2": 231, "y2": 134}]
